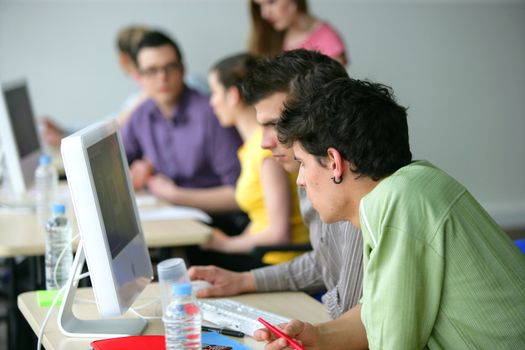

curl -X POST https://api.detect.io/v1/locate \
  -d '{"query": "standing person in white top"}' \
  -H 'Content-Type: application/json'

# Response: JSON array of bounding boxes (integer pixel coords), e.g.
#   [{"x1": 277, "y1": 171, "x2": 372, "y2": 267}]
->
[{"x1": 189, "y1": 49, "x2": 363, "y2": 318}]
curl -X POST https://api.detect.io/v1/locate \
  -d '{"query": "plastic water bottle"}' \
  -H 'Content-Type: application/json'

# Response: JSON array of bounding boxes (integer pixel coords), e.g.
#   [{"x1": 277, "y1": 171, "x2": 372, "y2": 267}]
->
[
  {"x1": 35, "y1": 154, "x2": 58, "y2": 229},
  {"x1": 163, "y1": 283, "x2": 202, "y2": 350},
  {"x1": 45, "y1": 203, "x2": 72, "y2": 290}
]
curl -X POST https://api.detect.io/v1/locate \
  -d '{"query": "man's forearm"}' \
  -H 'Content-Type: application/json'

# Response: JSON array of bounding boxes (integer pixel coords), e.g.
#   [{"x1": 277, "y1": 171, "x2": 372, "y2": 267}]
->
[
  {"x1": 317, "y1": 304, "x2": 368, "y2": 350},
  {"x1": 240, "y1": 271, "x2": 258, "y2": 294}
]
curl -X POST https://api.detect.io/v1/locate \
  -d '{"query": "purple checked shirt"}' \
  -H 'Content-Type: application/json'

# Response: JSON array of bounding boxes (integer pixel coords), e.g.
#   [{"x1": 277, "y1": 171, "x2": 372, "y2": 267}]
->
[{"x1": 121, "y1": 87, "x2": 242, "y2": 188}]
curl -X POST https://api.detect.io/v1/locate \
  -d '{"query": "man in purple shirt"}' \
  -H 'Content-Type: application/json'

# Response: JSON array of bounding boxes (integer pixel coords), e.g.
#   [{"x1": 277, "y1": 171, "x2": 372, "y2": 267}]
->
[{"x1": 121, "y1": 31, "x2": 243, "y2": 220}]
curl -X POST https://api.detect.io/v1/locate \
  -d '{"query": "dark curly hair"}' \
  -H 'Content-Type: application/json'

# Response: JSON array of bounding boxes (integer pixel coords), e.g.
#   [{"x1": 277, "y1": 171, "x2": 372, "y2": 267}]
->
[
  {"x1": 241, "y1": 49, "x2": 348, "y2": 106},
  {"x1": 277, "y1": 77, "x2": 412, "y2": 180}
]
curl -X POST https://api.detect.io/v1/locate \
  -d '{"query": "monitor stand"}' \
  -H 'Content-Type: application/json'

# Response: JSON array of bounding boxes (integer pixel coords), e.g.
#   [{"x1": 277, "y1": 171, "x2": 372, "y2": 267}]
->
[{"x1": 57, "y1": 240, "x2": 147, "y2": 338}]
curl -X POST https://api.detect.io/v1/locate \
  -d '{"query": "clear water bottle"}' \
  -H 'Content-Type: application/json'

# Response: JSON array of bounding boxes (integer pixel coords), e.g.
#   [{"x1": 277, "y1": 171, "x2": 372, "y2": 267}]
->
[
  {"x1": 163, "y1": 283, "x2": 202, "y2": 350},
  {"x1": 35, "y1": 154, "x2": 58, "y2": 229},
  {"x1": 45, "y1": 203, "x2": 72, "y2": 290}
]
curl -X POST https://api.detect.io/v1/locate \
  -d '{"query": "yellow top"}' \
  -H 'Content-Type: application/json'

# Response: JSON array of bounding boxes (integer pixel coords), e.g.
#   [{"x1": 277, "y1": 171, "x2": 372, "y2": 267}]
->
[{"x1": 235, "y1": 128, "x2": 309, "y2": 264}]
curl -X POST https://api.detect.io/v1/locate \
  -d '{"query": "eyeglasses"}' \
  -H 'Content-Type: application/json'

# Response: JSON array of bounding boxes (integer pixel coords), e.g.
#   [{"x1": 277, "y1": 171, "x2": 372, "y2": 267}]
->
[{"x1": 139, "y1": 62, "x2": 182, "y2": 78}]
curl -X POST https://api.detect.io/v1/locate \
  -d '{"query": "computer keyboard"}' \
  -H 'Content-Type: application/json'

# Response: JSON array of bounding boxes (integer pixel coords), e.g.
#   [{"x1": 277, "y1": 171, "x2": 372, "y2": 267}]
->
[{"x1": 198, "y1": 298, "x2": 290, "y2": 337}]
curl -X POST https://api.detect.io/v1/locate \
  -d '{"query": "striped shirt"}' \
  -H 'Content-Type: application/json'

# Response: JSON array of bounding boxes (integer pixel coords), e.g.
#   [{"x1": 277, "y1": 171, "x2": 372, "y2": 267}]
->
[
  {"x1": 360, "y1": 161, "x2": 525, "y2": 349},
  {"x1": 252, "y1": 189, "x2": 363, "y2": 318}
]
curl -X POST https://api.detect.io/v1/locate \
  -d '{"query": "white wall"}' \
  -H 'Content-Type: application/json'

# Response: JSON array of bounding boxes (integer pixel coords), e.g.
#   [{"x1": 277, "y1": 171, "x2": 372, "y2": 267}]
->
[{"x1": 1, "y1": 0, "x2": 524, "y2": 228}]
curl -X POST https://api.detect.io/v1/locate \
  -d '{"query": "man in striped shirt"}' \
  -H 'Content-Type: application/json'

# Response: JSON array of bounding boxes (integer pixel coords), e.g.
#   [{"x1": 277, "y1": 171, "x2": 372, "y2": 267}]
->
[
  {"x1": 256, "y1": 77, "x2": 525, "y2": 349},
  {"x1": 189, "y1": 49, "x2": 364, "y2": 319}
]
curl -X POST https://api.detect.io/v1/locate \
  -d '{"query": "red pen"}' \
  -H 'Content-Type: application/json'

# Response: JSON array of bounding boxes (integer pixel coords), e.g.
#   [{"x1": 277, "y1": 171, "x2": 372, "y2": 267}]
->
[{"x1": 257, "y1": 317, "x2": 305, "y2": 350}]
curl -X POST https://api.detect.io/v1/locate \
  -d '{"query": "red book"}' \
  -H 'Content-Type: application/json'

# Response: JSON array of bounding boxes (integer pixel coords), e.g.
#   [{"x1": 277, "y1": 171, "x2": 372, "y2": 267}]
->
[
  {"x1": 90, "y1": 335, "x2": 165, "y2": 350},
  {"x1": 90, "y1": 335, "x2": 234, "y2": 350}
]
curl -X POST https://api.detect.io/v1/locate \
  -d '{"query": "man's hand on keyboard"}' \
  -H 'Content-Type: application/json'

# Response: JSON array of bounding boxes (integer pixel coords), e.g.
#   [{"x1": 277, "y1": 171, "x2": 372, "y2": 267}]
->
[
  {"x1": 188, "y1": 265, "x2": 256, "y2": 298},
  {"x1": 254, "y1": 319, "x2": 320, "y2": 350}
]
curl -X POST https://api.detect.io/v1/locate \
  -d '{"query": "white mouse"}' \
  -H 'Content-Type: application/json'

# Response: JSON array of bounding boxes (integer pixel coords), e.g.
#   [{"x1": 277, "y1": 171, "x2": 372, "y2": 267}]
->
[{"x1": 191, "y1": 279, "x2": 213, "y2": 293}]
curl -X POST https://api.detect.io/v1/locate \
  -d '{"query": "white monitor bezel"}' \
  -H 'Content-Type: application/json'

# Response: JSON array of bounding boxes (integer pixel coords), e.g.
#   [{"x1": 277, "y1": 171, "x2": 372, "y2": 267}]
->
[
  {"x1": 61, "y1": 120, "x2": 153, "y2": 318},
  {"x1": 0, "y1": 79, "x2": 42, "y2": 195}
]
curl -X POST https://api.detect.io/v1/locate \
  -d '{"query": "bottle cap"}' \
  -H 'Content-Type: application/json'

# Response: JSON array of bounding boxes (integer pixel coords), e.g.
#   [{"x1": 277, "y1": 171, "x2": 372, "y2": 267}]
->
[
  {"x1": 52, "y1": 203, "x2": 65, "y2": 214},
  {"x1": 157, "y1": 258, "x2": 188, "y2": 282},
  {"x1": 39, "y1": 154, "x2": 52, "y2": 165},
  {"x1": 171, "y1": 283, "x2": 192, "y2": 296}
]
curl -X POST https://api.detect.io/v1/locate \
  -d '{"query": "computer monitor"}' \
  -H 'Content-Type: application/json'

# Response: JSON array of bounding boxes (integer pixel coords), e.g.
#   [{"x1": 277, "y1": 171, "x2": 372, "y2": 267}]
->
[
  {"x1": 58, "y1": 120, "x2": 153, "y2": 337},
  {"x1": 0, "y1": 80, "x2": 42, "y2": 196}
]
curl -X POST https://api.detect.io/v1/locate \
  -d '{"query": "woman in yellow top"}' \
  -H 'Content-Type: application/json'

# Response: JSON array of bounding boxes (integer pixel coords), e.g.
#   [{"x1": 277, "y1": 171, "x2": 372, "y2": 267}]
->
[{"x1": 205, "y1": 53, "x2": 308, "y2": 265}]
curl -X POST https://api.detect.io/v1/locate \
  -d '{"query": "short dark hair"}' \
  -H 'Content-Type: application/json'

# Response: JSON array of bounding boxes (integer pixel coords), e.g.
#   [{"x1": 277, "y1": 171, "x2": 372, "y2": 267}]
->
[
  {"x1": 133, "y1": 30, "x2": 184, "y2": 67},
  {"x1": 211, "y1": 53, "x2": 257, "y2": 100},
  {"x1": 277, "y1": 78, "x2": 412, "y2": 180},
  {"x1": 241, "y1": 49, "x2": 348, "y2": 105}
]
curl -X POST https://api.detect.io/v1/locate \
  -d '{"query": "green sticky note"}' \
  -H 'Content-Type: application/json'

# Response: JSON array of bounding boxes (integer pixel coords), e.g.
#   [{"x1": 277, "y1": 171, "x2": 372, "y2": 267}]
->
[{"x1": 37, "y1": 289, "x2": 62, "y2": 307}]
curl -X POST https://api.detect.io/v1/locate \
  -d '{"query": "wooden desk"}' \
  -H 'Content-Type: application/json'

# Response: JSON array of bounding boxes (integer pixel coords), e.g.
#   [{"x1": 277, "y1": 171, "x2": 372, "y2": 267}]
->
[
  {"x1": 18, "y1": 283, "x2": 330, "y2": 350},
  {"x1": 0, "y1": 211, "x2": 210, "y2": 257},
  {"x1": 1, "y1": 189, "x2": 211, "y2": 349},
  {"x1": 0, "y1": 187, "x2": 212, "y2": 257}
]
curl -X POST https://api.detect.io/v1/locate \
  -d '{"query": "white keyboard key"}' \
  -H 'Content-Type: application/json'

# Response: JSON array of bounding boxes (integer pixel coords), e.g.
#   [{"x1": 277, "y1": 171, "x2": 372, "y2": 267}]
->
[{"x1": 198, "y1": 299, "x2": 290, "y2": 337}]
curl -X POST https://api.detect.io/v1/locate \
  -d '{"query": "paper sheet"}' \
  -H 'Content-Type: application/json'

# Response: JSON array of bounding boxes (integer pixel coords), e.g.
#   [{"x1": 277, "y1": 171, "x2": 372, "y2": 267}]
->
[
  {"x1": 139, "y1": 206, "x2": 212, "y2": 224},
  {"x1": 134, "y1": 193, "x2": 159, "y2": 207}
]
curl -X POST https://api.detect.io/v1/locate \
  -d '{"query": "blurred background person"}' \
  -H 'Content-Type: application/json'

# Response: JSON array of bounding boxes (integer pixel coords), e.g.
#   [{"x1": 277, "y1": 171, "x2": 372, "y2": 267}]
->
[
  {"x1": 122, "y1": 31, "x2": 246, "y2": 235},
  {"x1": 196, "y1": 52, "x2": 308, "y2": 270},
  {"x1": 248, "y1": 0, "x2": 348, "y2": 65},
  {"x1": 113, "y1": 24, "x2": 152, "y2": 125}
]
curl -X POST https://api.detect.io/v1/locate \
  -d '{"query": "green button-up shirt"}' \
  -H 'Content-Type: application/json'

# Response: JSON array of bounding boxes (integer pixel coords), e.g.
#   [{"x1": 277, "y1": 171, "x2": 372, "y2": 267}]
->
[{"x1": 360, "y1": 161, "x2": 525, "y2": 349}]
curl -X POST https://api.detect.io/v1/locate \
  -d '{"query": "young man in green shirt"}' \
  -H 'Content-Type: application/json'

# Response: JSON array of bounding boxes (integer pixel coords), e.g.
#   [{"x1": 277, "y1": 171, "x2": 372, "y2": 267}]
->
[{"x1": 255, "y1": 77, "x2": 525, "y2": 349}]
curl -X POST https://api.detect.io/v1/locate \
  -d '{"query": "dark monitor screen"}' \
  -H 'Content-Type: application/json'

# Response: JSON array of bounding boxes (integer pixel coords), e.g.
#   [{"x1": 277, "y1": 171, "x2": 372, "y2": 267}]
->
[
  {"x1": 87, "y1": 133, "x2": 139, "y2": 259},
  {"x1": 3, "y1": 84, "x2": 39, "y2": 158}
]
